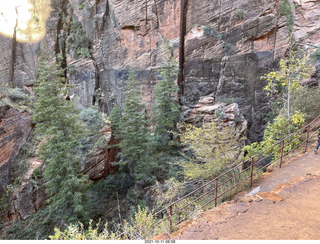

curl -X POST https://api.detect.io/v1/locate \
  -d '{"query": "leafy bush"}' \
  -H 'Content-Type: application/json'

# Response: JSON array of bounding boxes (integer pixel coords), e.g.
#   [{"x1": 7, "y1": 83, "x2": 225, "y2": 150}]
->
[
  {"x1": 234, "y1": 9, "x2": 245, "y2": 20},
  {"x1": 263, "y1": 53, "x2": 312, "y2": 120},
  {"x1": 32, "y1": 167, "x2": 43, "y2": 180},
  {"x1": 243, "y1": 111, "x2": 305, "y2": 160},
  {"x1": 49, "y1": 206, "x2": 155, "y2": 240},
  {"x1": 215, "y1": 95, "x2": 235, "y2": 104},
  {"x1": 201, "y1": 26, "x2": 221, "y2": 40},
  {"x1": 176, "y1": 121, "x2": 244, "y2": 181},
  {"x1": 224, "y1": 42, "x2": 237, "y2": 55},
  {"x1": 4, "y1": 87, "x2": 29, "y2": 102},
  {"x1": 310, "y1": 48, "x2": 320, "y2": 63},
  {"x1": 0, "y1": 83, "x2": 33, "y2": 109},
  {"x1": 80, "y1": 106, "x2": 107, "y2": 134},
  {"x1": 290, "y1": 86, "x2": 320, "y2": 122},
  {"x1": 66, "y1": 20, "x2": 91, "y2": 59}
]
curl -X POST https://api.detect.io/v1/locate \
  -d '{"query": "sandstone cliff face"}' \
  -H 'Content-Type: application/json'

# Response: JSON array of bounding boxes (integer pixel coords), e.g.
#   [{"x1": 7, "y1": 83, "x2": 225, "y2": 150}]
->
[
  {"x1": 1, "y1": 0, "x2": 319, "y2": 143},
  {"x1": 0, "y1": 0, "x2": 319, "y2": 235},
  {"x1": 0, "y1": 104, "x2": 32, "y2": 192}
]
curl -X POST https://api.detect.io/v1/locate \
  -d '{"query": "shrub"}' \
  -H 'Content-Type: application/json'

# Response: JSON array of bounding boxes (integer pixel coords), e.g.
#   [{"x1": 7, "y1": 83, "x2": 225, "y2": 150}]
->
[
  {"x1": 0, "y1": 83, "x2": 33, "y2": 109},
  {"x1": 290, "y1": 86, "x2": 320, "y2": 122},
  {"x1": 80, "y1": 106, "x2": 107, "y2": 134},
  {"x1": 234, "y1": 9, "x2": 245, "y2": 20},
  {"x1": 176, "y1": 121, "x2": 244, "y2": 181},
  {"x1": 32, "y1": 167, "x2": 43, "y2": 180},
  {"x1": 310, "y1": 48, "x2": 320, "y2": 63},
  {"x1": 243, "y1": 111, "x2": 305, "y2": 160},
  {"x1": 224, "y1": 42, "x2": 237, "y2": 55},
  {"x1": 201, "y1": 26, "x2": 221, "y2": 40},
  {"x1": 49, "y1": 206, "x2": 155, "y2": 240},
  {"x1": 215, "y1": 95, "x2": 235, "y2": 104},
  {"x1": 279, "y1": 0, "x2": 294, "y2": 31},
  {"x1": 66, "y1": 20, "x2": 91, "y2": 59}
]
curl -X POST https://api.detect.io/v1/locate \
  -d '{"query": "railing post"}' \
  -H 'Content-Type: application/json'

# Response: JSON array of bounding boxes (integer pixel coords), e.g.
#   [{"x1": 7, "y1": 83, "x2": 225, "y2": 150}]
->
[
  {"x1": 215, "y1": 177, "x2": 218, "y2": 207},
  {"x1": 280, "y1": 139, "x2": 285, "y2": 168},
  {"x1": 169, "y1": 205, "x2": 173, "y2": 233},
  {"x1": 305, "y1": 125, "x2": 310, "y2": 152},
  {"x1": 250, "y1": 157, "x2": 254, "y2": 188}
]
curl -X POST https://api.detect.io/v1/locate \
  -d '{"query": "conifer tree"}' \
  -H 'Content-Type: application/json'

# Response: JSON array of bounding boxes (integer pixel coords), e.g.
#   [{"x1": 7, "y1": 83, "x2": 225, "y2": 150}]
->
[
  {"x1": 33, "y1": 43, "x2": 90, "y2": 224},
  {"x1": 110, "y1": 103, "x2": 122, "y2": 140},
  {"x1": 152, "y1": 40, "x2": 181, "y2": 148},
  {"x1": 118, "y1": 70, "x2": 153, "y2": 183}
]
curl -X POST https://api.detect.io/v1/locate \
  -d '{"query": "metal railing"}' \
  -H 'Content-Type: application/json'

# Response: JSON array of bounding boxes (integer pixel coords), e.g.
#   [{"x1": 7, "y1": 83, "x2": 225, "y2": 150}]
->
[
  {"x1": 150, "y1": 114, "x2": 320, "y2": 233},
  {"x1": 117, "y1": 115, "x2": 320, "y2": 239}
]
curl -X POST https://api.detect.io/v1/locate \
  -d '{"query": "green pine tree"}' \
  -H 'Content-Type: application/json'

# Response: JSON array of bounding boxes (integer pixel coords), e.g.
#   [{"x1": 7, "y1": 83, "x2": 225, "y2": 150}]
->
[
  {"x1": 110, "y1": 103, "x2": 122, "y2": 140},
  {"x1": 118, "y1": 70, "x2": 154, "y2": 184},
  {"x1": 152, "y1": 40, "x2": 181, "y2": 149},
  {"x1": 33, "y1": 44, "x2": 90, "y2": 224}
]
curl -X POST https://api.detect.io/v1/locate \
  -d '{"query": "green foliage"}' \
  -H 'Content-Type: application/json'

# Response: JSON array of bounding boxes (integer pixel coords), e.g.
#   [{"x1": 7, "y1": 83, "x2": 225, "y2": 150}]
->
[
  {"x1": 79, "y1": 106, "x2": 107, "y2": 150},
  {"x1": 176, "y1": 121, "x2": 244, "y2": 181},
  {"x1": 262, "y1": 53, "x2": 312, "y2": 119},
  {"x1": 279, "y1": 0, "x2": 294, "y2": 31},
  {"x1": 33, "y1": 43, "x2": 90, "y2": 224},
  {"x1": 215, "y1": 94, "x2": 235, "y2": 104},
  {"x1": 243, "y1": 111, "x2": 305, "y2": 160},
  {"x1": 224, "y1": 42, "x2": 237, "y2": 55},
  {"x1": 117, "y1": 70, "x2": 154, "y2": 184},
  {"x1": 4, "y1": 207, "x2": 59, "y2": 240},
  {"x1": 110, "y1": 103, "x2": 122, "y2": 140},
  {"x1": 264, "y1": 98, "x2": 285, "y2": 123},
  {"x1": 50, "y1": 220, "x2": 120, "y2": 240},
  {"x1": 234, "y1": 9, "x2": 245, "y2": 20},
  {"x1": 88, "y1": 172, "x2": 134, "y2": 226},
  {"x1": 0, "y1": 83, "x2": 34, "y2": 111},
  {"x1": 201, "y1": 26, "x2": 221, "y2": 40},
  {"x1": 0, "y1": 185, "x2": 13, "y2": 211},
  {"x1": 78, "y1": 0, "x2": 89, "y2": 10},
  {"x1": 152, "y1": 40, "x2": 181, "y2": 148},
  {"x1": 80, "y1": 106, "x2": 106, "y2": 134},
  {"x1": 31, "y1": 167, "x2": 43, "y2": 180},
  {"x1": 49, "y1": 206, "x2": 155, "y2": 240},
  {"x1": 149, "y1": 178, "x2": 203, "y2": 225},
  {"x1": 66, "y1": 20, "x2": 91, "y2": 59},
  {"x1": 310, "y1": 48, "x2": 320, "y2": 63},
  {"x1": 289, "y1": 86, "x2": 320, "y2": 122}
]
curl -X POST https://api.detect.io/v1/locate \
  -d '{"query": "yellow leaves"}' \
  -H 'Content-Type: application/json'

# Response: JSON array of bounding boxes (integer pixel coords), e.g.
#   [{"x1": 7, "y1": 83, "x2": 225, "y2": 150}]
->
[
  {"x1": 291, "y1": 111, "x2": 305, "y2": 126},
  {"x1": 261, "y1": 54, "x2": 312, "y2": 95},
  {"x1": 177, "y1": 121, "x2": 243, "y2": 180}
]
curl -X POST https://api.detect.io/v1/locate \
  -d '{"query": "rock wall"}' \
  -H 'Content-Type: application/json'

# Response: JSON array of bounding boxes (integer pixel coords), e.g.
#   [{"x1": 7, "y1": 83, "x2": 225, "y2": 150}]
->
[
  {"x1": 0, "y1": 104, "x2": 32, "y2": 192},
  {"x1": 1, "y1": 0, "x2": 320, "y2": 142},
  {"x1": 1, "y1": 0, "x2": 320, "y2": 235}
]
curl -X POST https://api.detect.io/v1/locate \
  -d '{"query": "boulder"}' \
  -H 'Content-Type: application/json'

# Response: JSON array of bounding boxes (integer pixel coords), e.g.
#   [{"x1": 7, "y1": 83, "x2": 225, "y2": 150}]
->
[{"x1": 185, "y1": 96, "x2": 247, "y2": 138}]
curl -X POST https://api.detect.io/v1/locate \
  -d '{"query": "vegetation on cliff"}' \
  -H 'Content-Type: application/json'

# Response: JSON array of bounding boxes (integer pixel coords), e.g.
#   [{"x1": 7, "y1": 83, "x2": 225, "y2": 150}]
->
[
  {"x1": 33, "y1": 43, "x2": 91, "y2": 224},
  {"x1": 3, "y1": 0, "x2": 320, "y2": 240}
]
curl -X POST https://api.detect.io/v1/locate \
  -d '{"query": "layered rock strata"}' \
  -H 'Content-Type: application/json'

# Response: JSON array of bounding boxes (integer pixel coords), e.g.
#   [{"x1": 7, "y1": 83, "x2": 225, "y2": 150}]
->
[
  {"x1": 1, "y1": 0, "x2": 319, "y2": 141},
  {"x1": 0, "y1": 104, "x2": 32, "y2": 192}
]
